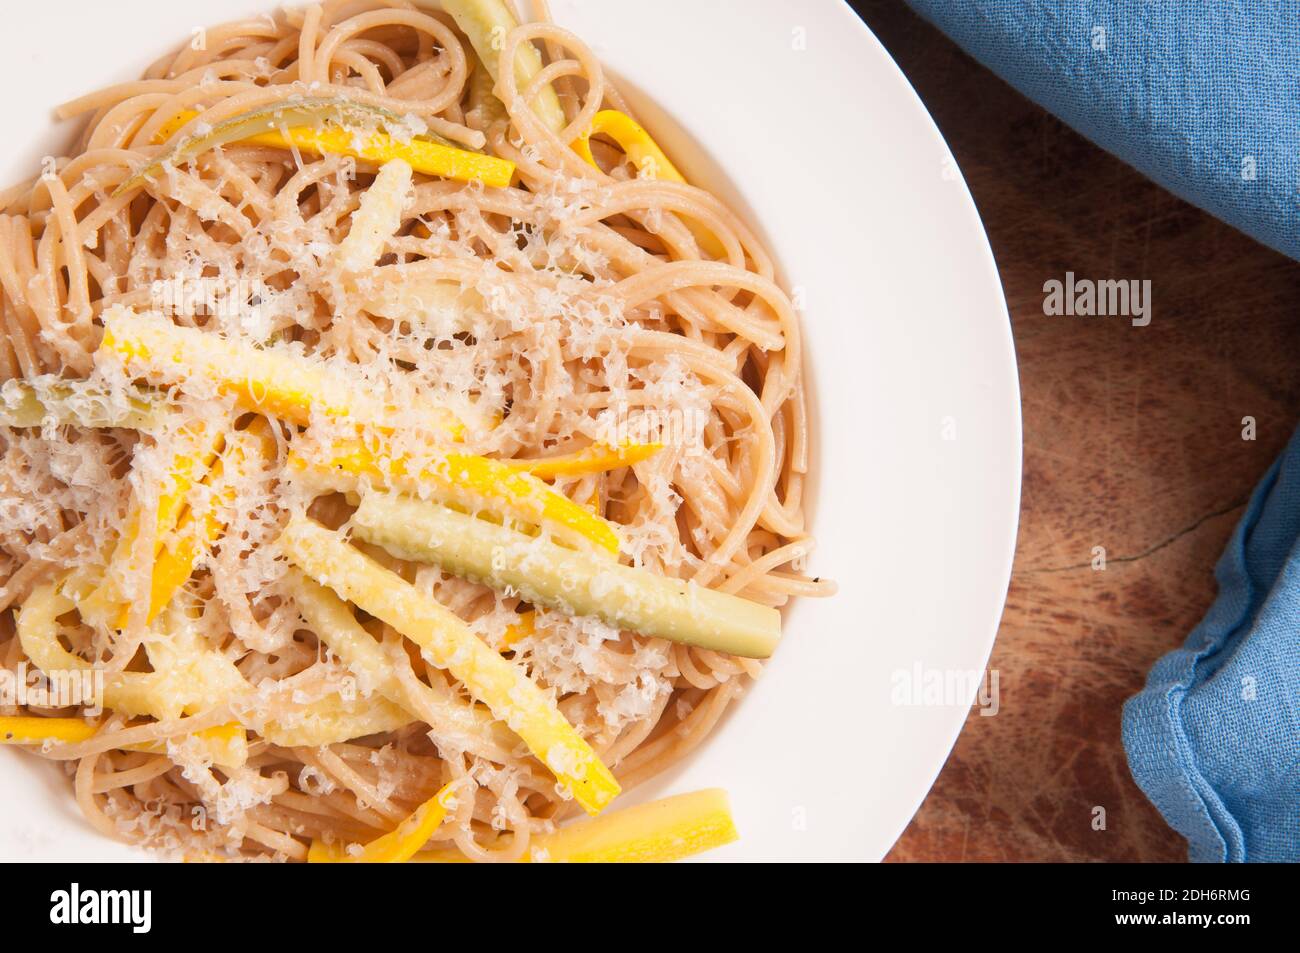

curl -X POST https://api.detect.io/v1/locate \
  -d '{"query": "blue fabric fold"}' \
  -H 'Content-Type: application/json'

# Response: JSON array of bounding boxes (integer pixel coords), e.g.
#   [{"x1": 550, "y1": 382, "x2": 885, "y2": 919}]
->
[
  {"x1": 1122, "y1": 425, "x2": 1300, "y2": 862},
  {"x1": 901, "y1": 0, "x2": 1300, "y2": 262},
  {"x1": 894, "y1": 0, "x2": 1300, "y2": 861}
]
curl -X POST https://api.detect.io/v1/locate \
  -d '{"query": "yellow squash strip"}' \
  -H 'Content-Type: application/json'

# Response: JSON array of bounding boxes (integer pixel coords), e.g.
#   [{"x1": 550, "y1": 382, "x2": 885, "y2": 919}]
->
[
  {"x1": 0, "y1": 716, "x2": 246, "y2": 766},
  {"x1": 154, "y1": 109, "x2": 514, "y2": 190},
  {"x1": 286, "y1": 436, "x2": 620, "y2": 556},
  {"x1": 18, "y1": 584, "x2": 156, "y2": 718},
  {"x1": 412, "y1": 788, "x2": 739, "y2": 863},
  {"x1": 573, "y1": 110, "x2": 687, "y2": 183},
  {"x1": 523, "y1": 786, "x2": 738, "y2": 862},
  {"x1": 256, "y1": 692, "x2": 412, "y2": 748},
  {"x1": 270, "y1": 124, "x2": 513, "y2": 188},
  {"x1": 118, "y1": 417, "x2": 277, "y2": 628},
  {"x1": 0, "y1": 716, "x2": 97, "y2": 745},
  {"x1": 81, "y1": 413, "x2": 228, "y2": 627},
  {"x1": 45, "y1": 597, "x2": 247, "y2": 723},
  {"x1": 286, "y1": 569, "x2": 517, "y2": 760},
  {"x1": 499, "y1": 610, "x2": 534, "y2": 650},
  {"x1": 124, "y1": 531, "x2": 206, "y2": 628},
  {"x1": 22, "y1": 586, "x2": 226, "y2": 752},
  {"x1": 96, "y1": 307, "x2": 464, "y2": 440},
  {"x1": 248, "y1": 116, "x2": 512, "y2": 188},
  {"x1": 129, "y1": 722, "x2": 247, "y2": 765},
  {"x1": 353, "y1": 271, "x2": 484, "y2": 337},
  {"x1": 353, "y1": 493, "x2": 781, "y2": 659},
  {"x1": 279, "y1": 517, "x2": 620, "y2": 815},
  {"x1": 0, "y1": 378, "x2": 160, "y2": 430},
  {"x1": 573, "y1": 110, "x2": 725, "y2": 257},
  {"x1": 307, "y1": 780, "x2": 458, "y2": 863},
  {"x1": 17, "y1": 583, "x2": 408, "y2": 752},
  {"x1": 124, "y1": 98, "x2": 412, "y2": 196},
  {"x1": 508, "y1": 441, "x2": 662, "y2": 479},
  {"x1": 336, "y1": 158, "x2": 413, "y2": 274},
  {"x1": 441, "y1": 0, "x2": 567, "y2": 135}
]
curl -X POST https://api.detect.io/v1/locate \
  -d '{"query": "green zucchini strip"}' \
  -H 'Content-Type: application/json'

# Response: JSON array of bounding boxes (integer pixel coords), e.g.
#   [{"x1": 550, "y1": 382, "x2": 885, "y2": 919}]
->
[{"x1": 352, "y1": 491, "x2": 781, "y2": 659}]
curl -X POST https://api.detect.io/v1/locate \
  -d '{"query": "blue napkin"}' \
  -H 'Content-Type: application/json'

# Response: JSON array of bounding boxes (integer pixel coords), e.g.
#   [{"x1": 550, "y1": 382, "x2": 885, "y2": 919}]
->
[
  {"x1": 1123, "y1": 427, "x2": 1300, "y2": 863},
  {"x1": 901, "y1": 0, "x2": 1300, "y2": 262},
  {"x1": 896, "y1": 0, "x2": 1300, "y2": 861}
]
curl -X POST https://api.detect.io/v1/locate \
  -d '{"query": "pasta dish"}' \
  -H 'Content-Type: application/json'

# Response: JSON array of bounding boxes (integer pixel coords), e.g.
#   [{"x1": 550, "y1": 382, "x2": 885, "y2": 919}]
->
[{"x1": 0, "y1": 0, "x2": 831, "y2": 862}]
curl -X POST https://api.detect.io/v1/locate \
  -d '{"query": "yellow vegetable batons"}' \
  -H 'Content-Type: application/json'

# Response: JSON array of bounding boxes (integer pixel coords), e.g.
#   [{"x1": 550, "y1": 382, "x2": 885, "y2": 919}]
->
[
  {"x1": 97, "y1": 310, "x2": 626, "y2": 558},
  {"x1": 0, "y1": 716, "x2": 99, "y2": 745},
  {"x1": 0, "y1": 716, "x2": 247, "y2": 768},
  {"x1": 573, "y1": 110, "x2": 688, "y2": 183},
  {"x1": 412, "y1": 788, "x2": 739, "y2": 863},
  {"x1": 307, "y1": 780, "x2": 458, "y2": 863},
  {"x1": 125, "y1": 98, "x2": 508, "y2": 196},
  {"x1": 572, "y1": 110, "x2": 725, "y2": 257},
  {"x1": 286, "y1": 569, "x2": 517, "y2": 762},
  {"x1": 255, "y1": 693, "x2": 412, "y2": 748},
  {"x1": 286, "y1": 435, "x2": 621, "y2": 556},
  {"x1": 80, "y1": 412, "x2": 227, "y2": 628},
  {"x1": 19, "y1": 584, "x2": 248, "y2": 721},
  {"x1": 17, "y1": 582, "x2": 402, "y2": 751},
  {"x1": 96, "y1": 306, "x2": 464, "y2": 440},
  {"x1": 119, "y1": 416, "x2": 277, "y2": 628},
  {"x1": 336, "y1": 158, "x2": 413, "y2": 274},
  {"x1": 154, "y1": 110, "x2": 514, "y2": 189},
  {"x1": 279, "y1": 516, "x2": 620, "y2": 815},
  {"x1": 507, "y1": 441, "x2": 662, "y2": 479}
]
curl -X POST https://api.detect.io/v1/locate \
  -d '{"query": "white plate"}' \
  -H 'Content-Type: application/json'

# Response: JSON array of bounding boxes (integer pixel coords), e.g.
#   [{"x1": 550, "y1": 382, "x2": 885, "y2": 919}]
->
[{"x1": 0, "y1": 0, "x2": 1021, "y2": 862}]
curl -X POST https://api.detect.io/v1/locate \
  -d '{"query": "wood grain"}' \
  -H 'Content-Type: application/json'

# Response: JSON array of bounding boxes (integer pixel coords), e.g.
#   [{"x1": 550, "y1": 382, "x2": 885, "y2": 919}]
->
[{"x1": 850, "y1": 0, "x2": 1300, "y2": 862}]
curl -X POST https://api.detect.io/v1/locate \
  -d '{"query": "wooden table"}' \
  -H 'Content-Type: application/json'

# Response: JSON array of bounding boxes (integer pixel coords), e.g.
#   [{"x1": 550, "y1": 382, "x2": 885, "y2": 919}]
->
[{"x1": 850, "y1": 1, "x2": 1300, "y2": 862}]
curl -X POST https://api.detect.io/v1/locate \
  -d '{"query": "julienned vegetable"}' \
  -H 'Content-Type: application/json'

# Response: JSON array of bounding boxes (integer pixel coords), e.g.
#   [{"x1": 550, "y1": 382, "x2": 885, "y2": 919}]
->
[
  {"x1": 154, "y1": 108, "x2": 514, "y2": 189},
  {"x1": 572, "y1": 110, "x2": 687, "y2": 183},
  {"x1": 351, "y1": 492, "x2": 782, "y2": 660},
  {"x1": 508, "y1": 441, "x2": 662, "y2": 479},
  {"x1": 120, "y1": 97, "x2": 513, "y2": 195},
  {"x1": 0, "y1": 716, "x2": 246, "y2": 769},
  {"x1": 286, "y1": 569, "x2": 517, "y2": 762},
  {"x1": 114, "y1": 417, "x2": 276, "y2": 629},
  {"x1": 411, "y1": 788, "x2": 739, "y2": 863},
  {"x1": 0, "y1": 378, "x2": 161, "y2": 430},
  {"x1": 440, "y1": 0, "x2": 567, "y2": 134},
  {"x1": 18, "y1": 581, "x2": 411, "y2": 750},
  {"x1": 96, "y1": 306, "x2": 465, "y2": 440},
  {"x1": 287, "y1": 436, "x2": 622, "y2": 556},
  {"x1": 335, "y1": 158, "x2": 414, "y2": 274},
  {"x1": 308, "y1": 781, "x2": 459, "y2": 863},
  {"x1": 278, "y1": 516, "x2": 622, "y2": 816},
  {"x1": 96, "y1": 306, "x2": 622, "y2": 556},
  {"x1": 78, "y1": 413, "x2": 229, "y2": 629},
  {"x1": 573, "y1": 109, "x2": 725, "y2": 256},
  {"x1": 120, "y1": 99, "x2": 405, "y2": 196}
]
